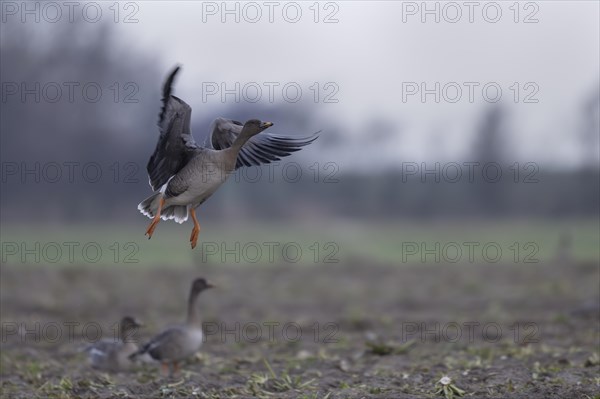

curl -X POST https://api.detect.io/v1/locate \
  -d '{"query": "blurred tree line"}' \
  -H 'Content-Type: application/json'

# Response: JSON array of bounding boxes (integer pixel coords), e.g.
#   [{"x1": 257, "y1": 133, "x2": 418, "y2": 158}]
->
[{"x1": 1, "y1": 21, "x2": 598, "y2": 224}]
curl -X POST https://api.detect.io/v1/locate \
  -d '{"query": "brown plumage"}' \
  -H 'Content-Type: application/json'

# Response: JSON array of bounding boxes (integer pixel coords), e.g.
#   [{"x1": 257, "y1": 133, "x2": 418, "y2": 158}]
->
[
  {"x1": 138, "y1": 66, "x2": 318, "y2": 248},
  {"x1": 129, "y1": 278, "x2": 214, "y2": 376}
]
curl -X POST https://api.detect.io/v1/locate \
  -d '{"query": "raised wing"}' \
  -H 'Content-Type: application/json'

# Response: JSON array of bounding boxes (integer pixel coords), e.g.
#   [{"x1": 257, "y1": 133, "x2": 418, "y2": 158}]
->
[
  {"x1": 206, "y1": 117, "x2": 319, "y2": 170},
  {"x1": 146, "y1": 66, "x2": 200, "y2": 191}
]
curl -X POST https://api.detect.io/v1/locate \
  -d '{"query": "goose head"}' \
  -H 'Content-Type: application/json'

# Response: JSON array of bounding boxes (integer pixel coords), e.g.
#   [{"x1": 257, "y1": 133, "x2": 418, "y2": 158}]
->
[{"x1": 242, "y1": 119, "x2": 273, "y2": 137}]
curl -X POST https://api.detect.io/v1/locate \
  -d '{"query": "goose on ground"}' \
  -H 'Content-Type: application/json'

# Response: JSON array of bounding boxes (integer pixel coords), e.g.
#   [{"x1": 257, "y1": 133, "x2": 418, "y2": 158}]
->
[
  {"x1": 129, "y1": 278, "x2": 214, "y2": 376},
  {"x1": 83, "y1": 316, "x2": 143, "y2": 371}
]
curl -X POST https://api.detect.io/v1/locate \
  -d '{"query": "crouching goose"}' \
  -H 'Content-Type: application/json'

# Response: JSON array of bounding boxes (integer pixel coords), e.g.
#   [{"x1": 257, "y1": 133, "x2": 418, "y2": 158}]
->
[
  {"x1": 138, "y1": 65, "x2": 319, "y2": 249},
  {"x1": 130, "y1": 278, "x2": 214, "y2": 376},
  {"x1": 84, "y1": 316, "x2": 143, "y2": 371}
]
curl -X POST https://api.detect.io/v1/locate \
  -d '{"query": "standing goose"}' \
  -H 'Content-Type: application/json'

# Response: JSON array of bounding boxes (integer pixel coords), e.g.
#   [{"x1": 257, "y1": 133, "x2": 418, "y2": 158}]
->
[
  {"x1": 84, "y1": 316, "x2": 143, "y2": 371},
  {"x1": 138, "y1": 65, "x2": 318, "y2": 248},
  {"x1": 130, "y1": 278, "x2": 214, "y2": 376}
]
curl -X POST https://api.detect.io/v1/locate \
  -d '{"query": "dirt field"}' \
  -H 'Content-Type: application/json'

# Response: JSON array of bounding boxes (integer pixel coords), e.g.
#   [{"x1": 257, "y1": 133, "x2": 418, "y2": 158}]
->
[{"x1": 1, "y1": 260, "x2": 598, "y2": 398}]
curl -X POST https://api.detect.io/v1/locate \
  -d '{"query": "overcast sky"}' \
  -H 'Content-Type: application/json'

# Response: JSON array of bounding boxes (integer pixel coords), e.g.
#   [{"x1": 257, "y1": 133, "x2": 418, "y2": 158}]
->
[
  {"x1": 113, "y1": 1, "x2": 599, "y2": 169},
  {"x1": 5, "y1": 1, "x2": 598, "y2": 170}
]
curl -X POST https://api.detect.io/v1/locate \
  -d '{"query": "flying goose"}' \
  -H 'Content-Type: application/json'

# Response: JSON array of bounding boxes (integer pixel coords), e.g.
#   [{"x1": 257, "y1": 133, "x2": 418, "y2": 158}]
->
[
  {"x1": 83, "y1": 316, "x2": 143, "y2": 371},
  {"x1": 130, "y1": 278, "x2": 214, "y2": 376},
  {"x1": 138, "y1": 66, "x2": 318, "y2": 248}
]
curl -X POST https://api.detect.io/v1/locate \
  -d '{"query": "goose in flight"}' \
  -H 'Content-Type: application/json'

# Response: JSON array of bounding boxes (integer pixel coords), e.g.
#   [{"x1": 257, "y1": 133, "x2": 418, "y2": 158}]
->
[{"x1": 138, "y1": 66, "x2": 318, "y2": 248}]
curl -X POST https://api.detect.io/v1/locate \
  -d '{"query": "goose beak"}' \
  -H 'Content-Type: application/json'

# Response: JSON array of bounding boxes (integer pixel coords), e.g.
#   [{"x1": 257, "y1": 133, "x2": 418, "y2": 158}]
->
[
  {"x1": 205, "y1": 282, "x2": 216, "y2": 289},
  {"x1": 261, "y1": 122, "x2": 273, "y2": 129}
]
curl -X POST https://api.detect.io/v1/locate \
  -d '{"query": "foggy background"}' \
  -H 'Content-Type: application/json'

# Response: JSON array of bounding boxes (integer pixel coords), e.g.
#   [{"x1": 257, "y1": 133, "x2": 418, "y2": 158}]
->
[
  {"x1": 1, "y1": 4, "x2": 600, "y2": 397},
  {"x1": 0, "y1": 1, "x2": 598, "y2": 264}
]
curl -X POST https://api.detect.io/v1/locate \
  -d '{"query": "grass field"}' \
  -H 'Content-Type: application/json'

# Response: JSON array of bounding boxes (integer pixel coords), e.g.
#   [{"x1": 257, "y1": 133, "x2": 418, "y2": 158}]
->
[
  {"x1": 2, "y1": 219, "x2": 598, "y2": 267},
  {"x1": 1, "y1": 219, "x2": 598, "y2": 398},
  {"x1": 1, "y1": 260, "x2": 599, "y2": 398}
]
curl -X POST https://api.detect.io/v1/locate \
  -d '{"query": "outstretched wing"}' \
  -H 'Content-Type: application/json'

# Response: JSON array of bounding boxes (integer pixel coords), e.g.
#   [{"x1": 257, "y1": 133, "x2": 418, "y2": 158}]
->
[
  {"x1": 205, "y1": 117, "x2": 319, "y2": 170},
  {"x1": 146, "y1": 66, "x2": 200, "y2": 191}
]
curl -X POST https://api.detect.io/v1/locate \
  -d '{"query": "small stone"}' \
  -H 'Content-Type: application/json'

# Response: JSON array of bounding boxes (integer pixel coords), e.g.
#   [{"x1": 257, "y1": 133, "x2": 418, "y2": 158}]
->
[
  {"x1": 439, "y1": 376, "x2": 452, "y2": 385},
  {"x1": 339, "y1": 359, "x2": 350, "y2": 372},
  {"x1": 296, "y1": 350, "x2": 312, "y2": 360}
]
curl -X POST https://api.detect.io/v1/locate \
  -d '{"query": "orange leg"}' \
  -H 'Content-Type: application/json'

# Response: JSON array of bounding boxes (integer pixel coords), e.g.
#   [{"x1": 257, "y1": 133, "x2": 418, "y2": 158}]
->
[
  {"x1": 145, "y1": 197, "x2": 165, "y2": 239},
  {"x1": 172, "y1": 361, "x2": 180, "y2": 375},
  {"x1": 189, "y1": 208, "x2": 200, "y2": 249},
  {"x1": 161, "y1": 362, "x2": 169, "y2": 376}
]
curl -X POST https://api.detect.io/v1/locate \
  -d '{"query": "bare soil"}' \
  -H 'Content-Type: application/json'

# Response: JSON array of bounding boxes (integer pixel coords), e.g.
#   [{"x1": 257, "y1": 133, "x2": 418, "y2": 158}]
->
[{"x1": 1, "y1": 260, "x2": 599, "y2": 398}]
